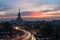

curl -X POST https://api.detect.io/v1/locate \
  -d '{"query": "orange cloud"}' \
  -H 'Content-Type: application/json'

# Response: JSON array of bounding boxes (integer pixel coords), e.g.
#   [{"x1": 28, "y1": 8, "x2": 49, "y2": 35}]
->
[
  {"x1": 28, "y1": 12, "x2": 43, "y2": 16},
  {"x1": 27, "y1": 11, "x2": 60, "y2": 18}
]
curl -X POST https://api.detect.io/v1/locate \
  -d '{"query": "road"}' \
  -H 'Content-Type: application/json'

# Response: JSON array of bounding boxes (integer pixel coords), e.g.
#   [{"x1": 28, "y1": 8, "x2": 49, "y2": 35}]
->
[{"x1": 10, "y1": 29, "x2": 36, "y2": 40}]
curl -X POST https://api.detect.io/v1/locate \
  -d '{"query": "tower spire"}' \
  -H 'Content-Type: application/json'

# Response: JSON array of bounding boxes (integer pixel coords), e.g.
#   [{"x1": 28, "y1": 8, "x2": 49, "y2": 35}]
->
[
  {"x1": 16, "y1": 9, "x2": 22, "y2": 20},
  {"x1": 16, "y1": 9, "x2": 24, "y2": 26},
  {"x1": 18, "y1": 9, "x2": 21, "y2": 17}
]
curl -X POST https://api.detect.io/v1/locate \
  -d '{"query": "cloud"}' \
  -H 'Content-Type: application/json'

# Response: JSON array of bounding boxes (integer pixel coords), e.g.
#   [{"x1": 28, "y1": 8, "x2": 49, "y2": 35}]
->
[
  {"x1": 0, "y1": 0, "x2": 58, "y2": 11},
  {"x1": 0, "y1": 11, "x2": 7, "y2": 15},
  {"x1": 27, "y1": 9, "x2": 60, "y2": 18},
  {"x1": 0, "y1": 0, "x2": 60, "y2": 19},
  {"x1": 0, "y1": 0, "x2": 60, "y2": 12},
  {"x1": 1, "y1": 9, "x2": 60, "y2": 19}
]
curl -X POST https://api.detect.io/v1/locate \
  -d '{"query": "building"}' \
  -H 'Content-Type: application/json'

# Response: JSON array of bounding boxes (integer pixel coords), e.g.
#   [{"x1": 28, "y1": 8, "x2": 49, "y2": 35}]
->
[{"x1": 52, "y1": 20, "x2": 60, "y2": 26}]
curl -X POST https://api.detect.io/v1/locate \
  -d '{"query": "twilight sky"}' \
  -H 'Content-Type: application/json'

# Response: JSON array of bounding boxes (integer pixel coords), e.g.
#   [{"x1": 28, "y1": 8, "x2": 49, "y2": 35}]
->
[{"x1": 0, "y1": 0, "x2": 60, "y2": 20}]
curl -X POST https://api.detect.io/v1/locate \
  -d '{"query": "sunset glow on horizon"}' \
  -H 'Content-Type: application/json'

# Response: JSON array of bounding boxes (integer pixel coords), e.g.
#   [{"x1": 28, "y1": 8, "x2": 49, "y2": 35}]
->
[{"x1": 0, "y1": 11, "x2": 60, "y2": 19}]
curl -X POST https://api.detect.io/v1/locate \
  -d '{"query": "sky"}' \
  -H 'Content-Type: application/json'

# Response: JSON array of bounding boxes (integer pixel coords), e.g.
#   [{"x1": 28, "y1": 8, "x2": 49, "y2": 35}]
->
[{"x1": 0, "y1": 0, "x2": 60, "y2": 21}]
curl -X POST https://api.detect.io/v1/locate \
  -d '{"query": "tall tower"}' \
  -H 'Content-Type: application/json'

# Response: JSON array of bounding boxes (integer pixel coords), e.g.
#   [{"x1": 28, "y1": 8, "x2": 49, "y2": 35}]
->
[
  {"x1": 16, "y1": 9, "x2": 23, "y2": 26},
  {"x1": 17, "y1": 9, "x2": 22, "y2": 20}
]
